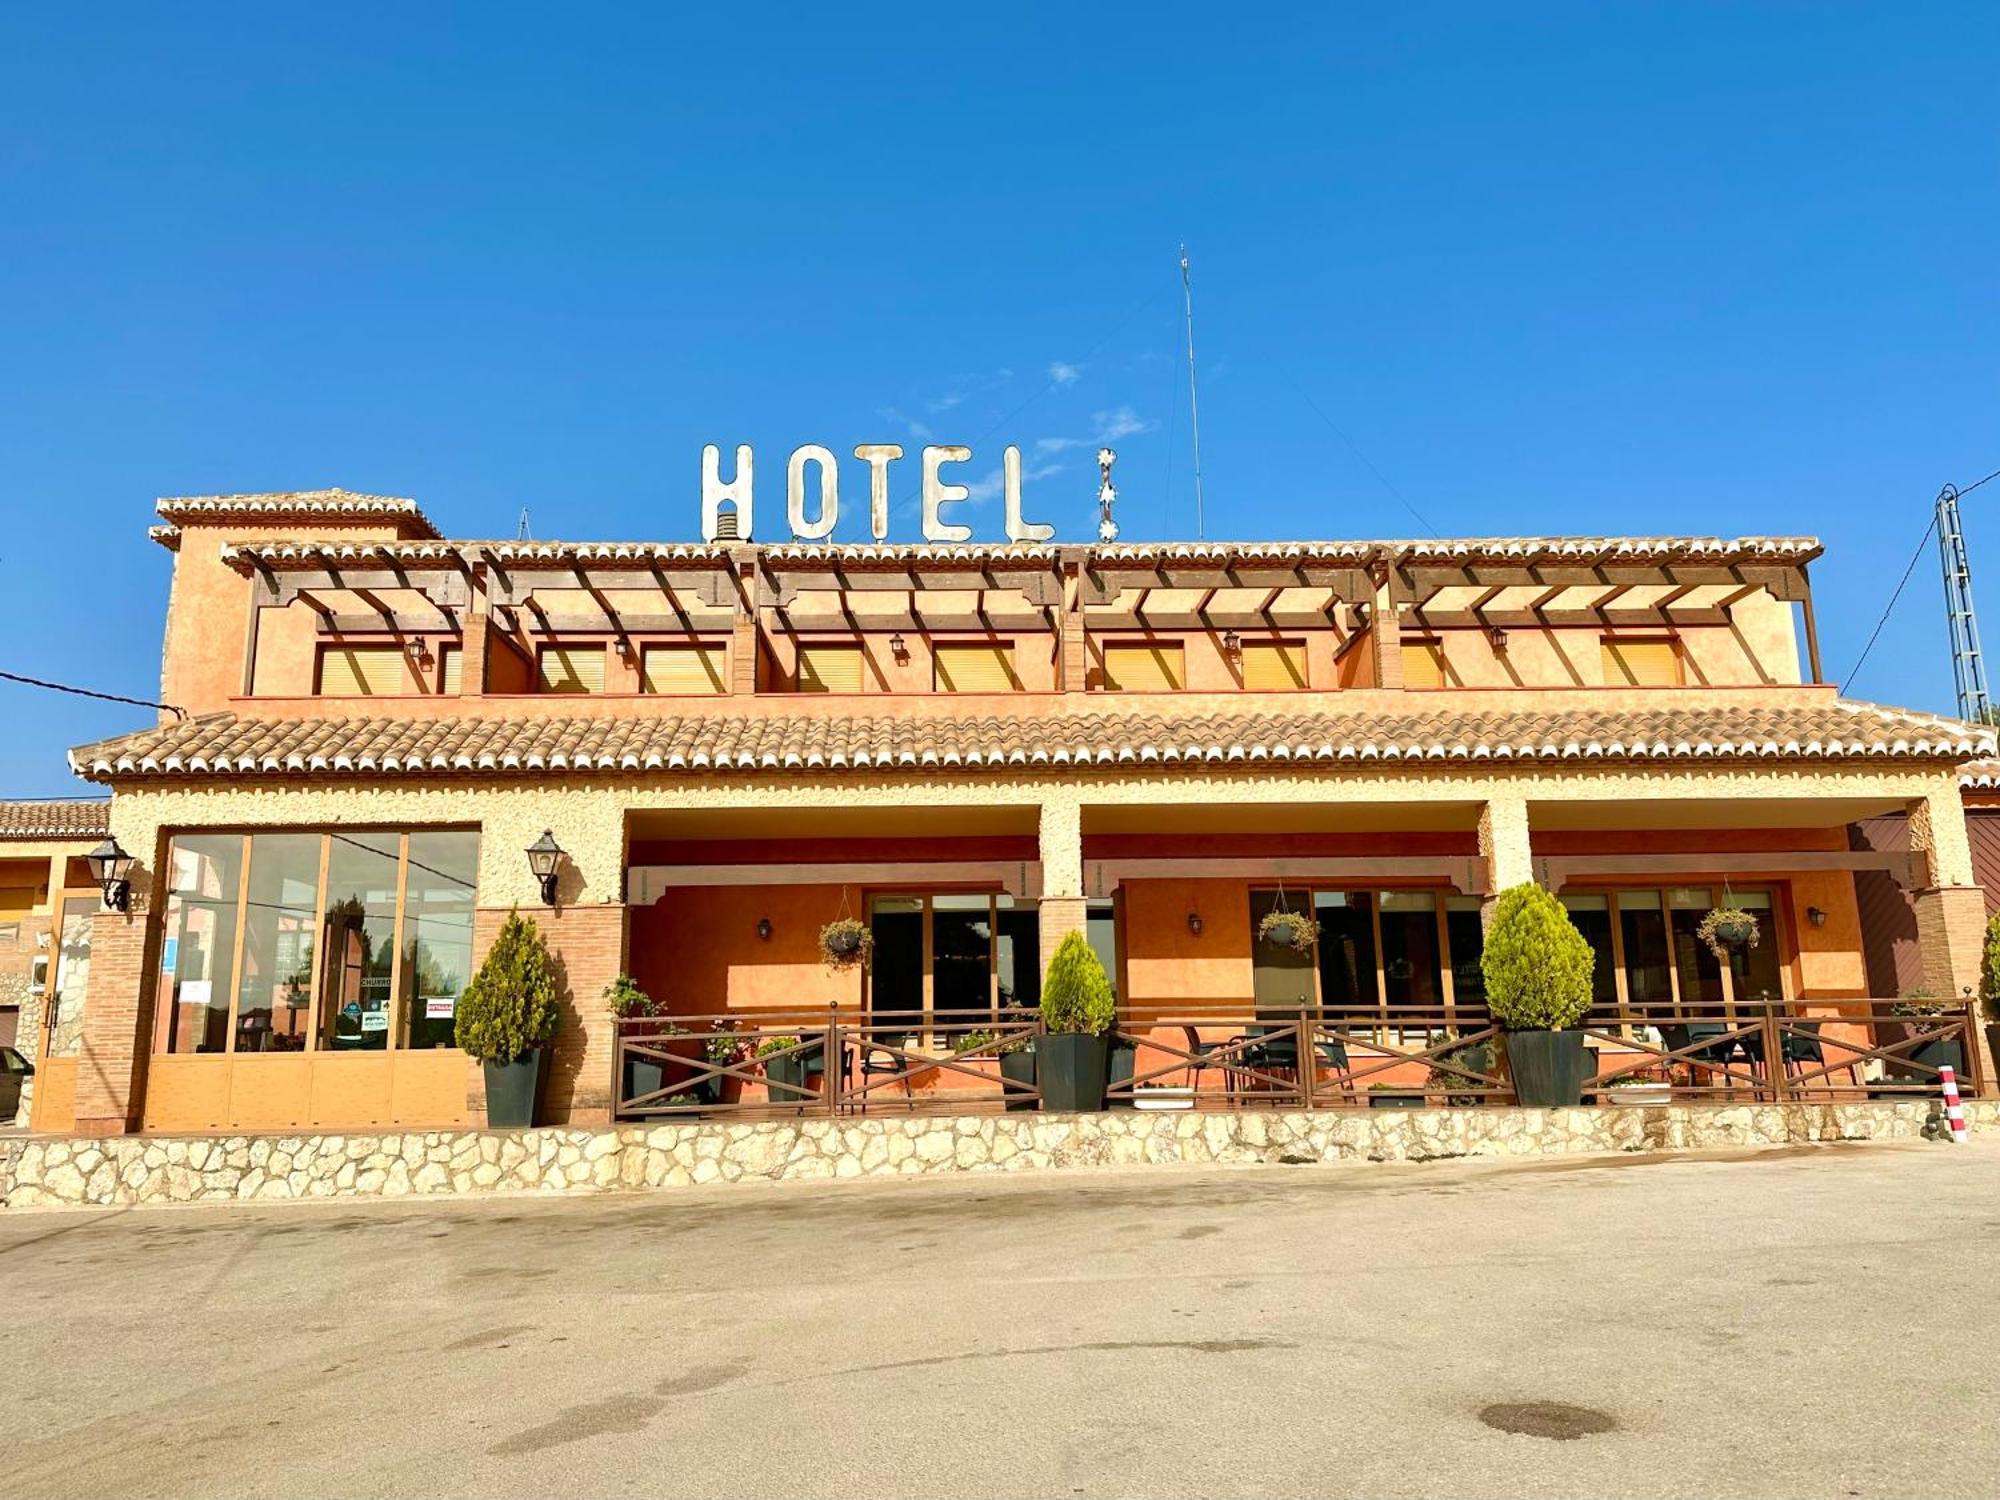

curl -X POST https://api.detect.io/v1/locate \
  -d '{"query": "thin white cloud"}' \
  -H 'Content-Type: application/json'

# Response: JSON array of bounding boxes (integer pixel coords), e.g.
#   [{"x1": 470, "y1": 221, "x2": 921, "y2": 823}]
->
[
  {"x1": 965, "y1": 460, "x2": 1066, "y2": 506},
  {"x1": 925, "y1": 391, "x2": 967, "y2": 414},
  {"x1": 877, "y1": 406, "x2": 933, "y2": 442},
  {"x1": 1034, "y1": 436, "x2": 1087, "y2": 455},
  {"x1": 1049, "y1": 361, "x2": 1081, "y2": 387},
  {"x1": 1092, "y1": 405, "x2": 1152, "y2": 442}
]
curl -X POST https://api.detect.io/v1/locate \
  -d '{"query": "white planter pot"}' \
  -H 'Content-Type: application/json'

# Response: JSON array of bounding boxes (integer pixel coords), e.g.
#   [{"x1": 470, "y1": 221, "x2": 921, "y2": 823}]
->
[{"x1": 1605, "y1": 1083, "x2": 1672, "y2": 1108}]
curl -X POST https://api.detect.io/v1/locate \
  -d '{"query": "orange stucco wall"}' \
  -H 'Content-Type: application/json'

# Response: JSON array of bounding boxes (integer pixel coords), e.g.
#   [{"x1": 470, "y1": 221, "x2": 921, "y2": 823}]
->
[{"x1": 631, "y1": 882, "x2": 863, "y2": 1015}]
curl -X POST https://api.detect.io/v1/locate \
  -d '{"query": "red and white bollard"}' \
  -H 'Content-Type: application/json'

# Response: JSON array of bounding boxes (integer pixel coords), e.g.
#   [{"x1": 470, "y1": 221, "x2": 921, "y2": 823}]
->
[{"x1": 1940, "y1": 1065, "x2": 1970, "y2": 1145}]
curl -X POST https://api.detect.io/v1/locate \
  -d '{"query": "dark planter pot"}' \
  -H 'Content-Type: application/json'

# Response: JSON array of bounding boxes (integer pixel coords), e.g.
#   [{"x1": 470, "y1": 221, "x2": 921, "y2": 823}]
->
[
  {"x1": 1504, "y1": 1030, "x2": 1590, "y2": 1108},
  {"x1": 764, "y1": 1043, "x2": 826, "y2": 1100},
  {"x1": 1368, "y1": 1092, "x2": 1422, "y2": 1109},
  {"x1": 1711, "y1": 917, "x2": 1756, "y2": 949},
  {"x1": 621, "y1": 1056, "x2": 669, "y2": 1111},
  {"x1": 1000, "y1": 1046, "x2": 1037, "y2": 1111},
  {"x1": 482, "y1": 1050, "x2": 548, "y2": 1129},
  {"x1": 1106, "y1": 1040, "x2": 1138, "y2": 1105},
  {"x1": 1903, "y1": 1036, "x2": 1967, "y2": 1088},
  {"x1": 1037, "y1": 1031, "x2": 1110, "y2": 1113}
]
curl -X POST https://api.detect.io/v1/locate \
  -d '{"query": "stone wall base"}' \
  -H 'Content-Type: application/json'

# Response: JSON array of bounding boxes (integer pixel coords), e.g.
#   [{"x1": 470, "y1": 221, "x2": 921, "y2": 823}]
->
[{"x1": 4, "y1": 1101, "x2": 1993, "y2": 1211}]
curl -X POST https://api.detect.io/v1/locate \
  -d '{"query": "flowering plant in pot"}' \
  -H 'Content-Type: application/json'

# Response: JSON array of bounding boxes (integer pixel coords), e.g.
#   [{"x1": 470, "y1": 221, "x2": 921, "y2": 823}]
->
[
  {"x1": 1481, "y1": 883, "x2": 1595, "y2": 1108},
  {"x1": 1037, "y1": 931, "x2": 1116, "y2": 1112},
  {"x1": 1696, "y1": 907, "x2": 1760, "y2": 962},
  {"x1": 605, "y1": 976, "x2": 682, "y2": 1111},
  {"x1": 456, "y1": 910, "x2": 560, "y2": 1128},
  {"x1": 1257, "y1": 908, "x2": 1317, "y2": 952},
  {"x1": 756, "y1": 1032, "x2": 825, "y2": 1099},
  {"x1": 818, "y1": 918, "x2": 873, "y2": 970}
]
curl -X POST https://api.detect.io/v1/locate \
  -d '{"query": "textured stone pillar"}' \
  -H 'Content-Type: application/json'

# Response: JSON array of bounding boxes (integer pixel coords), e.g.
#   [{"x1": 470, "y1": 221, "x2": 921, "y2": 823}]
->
[
  {"x1": 1038, "y1": 792, "x2": 1086, "y2": 953},
  {"x1": 1370, "y1": 578, "x2": 1404, "y2": 689},
  {"x1": 1477, "y1": 793, "x2": 1534, "y2": 926},
  {"x1": 459, "y1": 611, "x2": 489, "y2": 697},
  {"x1": 470, "y1": 903, "x2": 629, "y2": 1126},
  {"x1": 1906, "y1": 781, "x2": 1993, "y2": 1089},
  {"x1": 1059, "y1": 550, "x2": 1089, "y2": 694}
]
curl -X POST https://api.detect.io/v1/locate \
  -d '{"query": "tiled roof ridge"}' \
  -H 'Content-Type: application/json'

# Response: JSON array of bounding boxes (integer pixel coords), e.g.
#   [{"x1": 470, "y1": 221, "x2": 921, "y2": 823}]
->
[
  {"x1": 0, "y1": 796, "x2": 113, "y2": 839},
  {"x1": 154, "y1": 489, "x2": 441, "y2": 540},
  {"x1": 68, "y1": 700, "x2": 1993, "y2": 783}
]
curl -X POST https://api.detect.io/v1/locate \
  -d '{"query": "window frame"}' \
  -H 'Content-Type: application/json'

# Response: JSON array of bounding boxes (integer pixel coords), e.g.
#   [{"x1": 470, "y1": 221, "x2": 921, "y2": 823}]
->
[
  {"x1": 1099, "y1": 640, "x2": 1187, "y2": 692},
  {"x1": 1239, "y1": 638, "x2": 1309, "y2": 691},
  {"x1": 152, "y1": 829, "x2": 480, "y2": 1059},
  {"x1": 639, "y1": 641, "x2": 730, "y2": 696},
  {"x1": 933, "y1": 640, "x2": 1023, "y2": 693},
  {"x1": 536, "y1": 642, "x2": 608, "y2": 695},
  {"x1": 864, "y1": 890, "x2": 1040, "y2": 1041},
  {"x1": 794, "y1": 640, "x2": 867, "y2": 694},
  {"x1": 1600, "y1": 633, "x2": 1685, "y2": 688}
]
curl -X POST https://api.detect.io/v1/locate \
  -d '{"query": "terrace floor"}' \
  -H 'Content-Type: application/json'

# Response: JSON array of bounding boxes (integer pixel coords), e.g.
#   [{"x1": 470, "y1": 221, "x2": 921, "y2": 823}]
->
[{"x1": 4, "y1": 1140, "x2": 1995, "y2": 1499}]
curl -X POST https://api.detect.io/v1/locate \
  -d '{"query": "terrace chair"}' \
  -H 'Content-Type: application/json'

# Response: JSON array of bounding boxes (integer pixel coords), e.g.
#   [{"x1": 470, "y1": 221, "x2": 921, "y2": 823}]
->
[
  {"x1": 853, "y1": 1031, "x2": 920, "y2": 1111},
  {"x1": 1780, "y1": 1020, "x2": 1864, "y2": 1094}
]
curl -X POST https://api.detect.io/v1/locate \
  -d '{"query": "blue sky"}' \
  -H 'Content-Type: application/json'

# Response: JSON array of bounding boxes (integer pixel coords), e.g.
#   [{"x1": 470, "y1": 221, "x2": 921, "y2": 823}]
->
[{"x1": 2, "y1": 4, "x2": 1997, "y2": 794}]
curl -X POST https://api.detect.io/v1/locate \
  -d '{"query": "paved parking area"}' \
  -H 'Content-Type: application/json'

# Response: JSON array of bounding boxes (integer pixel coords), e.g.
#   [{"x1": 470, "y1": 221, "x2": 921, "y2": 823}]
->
[{"x1": 5, "y1": 1140, "x2": 1998, "y2": 1499}]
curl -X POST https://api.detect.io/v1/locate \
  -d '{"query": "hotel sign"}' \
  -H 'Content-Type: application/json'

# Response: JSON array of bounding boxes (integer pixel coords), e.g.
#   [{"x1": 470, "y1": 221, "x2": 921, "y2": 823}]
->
[{"x1": 701, "y1": 443, "x2": 1056, "y2": 545}]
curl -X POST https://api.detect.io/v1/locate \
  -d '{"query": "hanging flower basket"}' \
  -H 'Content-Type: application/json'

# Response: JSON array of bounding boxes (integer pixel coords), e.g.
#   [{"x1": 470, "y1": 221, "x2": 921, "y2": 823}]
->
[
  {"x1": 818, "y1": 917, "x2": 874, "y2": 970},
  {"x1": 1258, "y1": 909, "x2": 1317, "y2": 952},
  {"x1": 1696, "y1": 908, "x2": 1760, "y2": 961}
]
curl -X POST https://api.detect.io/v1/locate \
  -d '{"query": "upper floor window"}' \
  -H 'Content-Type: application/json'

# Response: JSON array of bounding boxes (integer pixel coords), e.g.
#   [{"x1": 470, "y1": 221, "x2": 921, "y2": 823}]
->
[
  {"x1": 935, "y1": 643, "x2": 1022, "y2": 692},
  {"x1": 318, "y1": 645, "x2": 421, "y2": 697},
  {"x1": 640, "y1": 644, "x2": 727, "y2": 695},
  {"x1": 1240, "y1": 640, "x2": 1307, "y2": 690},
  {"x1": 538, "y1": 644, "x2": 606, "y2": 695},
  {"x1": 1401, "y1": 639, "x2": 1448, "y2": 690},
  {"x1": 1601, "y1": 636, "x2": 1682, "y2": 688},
  {"x1": 1101, "y1": 642, "x2": 1185, "y2": 692},
  {"x1": 438, "y1": 645, "x2": 463, "y2": 696},
  {"x1": 797, "y1": 643, "x2": 864, "y2": 693}
]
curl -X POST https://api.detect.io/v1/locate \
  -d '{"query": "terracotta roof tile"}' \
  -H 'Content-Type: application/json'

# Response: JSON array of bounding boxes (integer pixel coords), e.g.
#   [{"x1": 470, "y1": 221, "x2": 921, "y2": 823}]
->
[
  {"x1": 0, "y1": 798, "x2": 112, "y2": 840},
  {"x1": 68, "y1": 700, "x2": 1991, "y2": 783},
  {"x1": 153, "y1": 488, "x2": 441, "y2": 540}
]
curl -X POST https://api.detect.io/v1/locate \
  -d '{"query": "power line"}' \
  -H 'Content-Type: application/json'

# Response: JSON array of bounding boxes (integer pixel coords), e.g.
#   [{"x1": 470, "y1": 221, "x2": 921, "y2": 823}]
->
[
  {"x1": 0, "y1": 669, "x2": 185, "y2": 720},
  {"x1": 1279, "y1": 372, "x2": 1439, "y2": 536},
  {"x1": 1842, "y1": 465, "x2": 2000, "y2": 692}
]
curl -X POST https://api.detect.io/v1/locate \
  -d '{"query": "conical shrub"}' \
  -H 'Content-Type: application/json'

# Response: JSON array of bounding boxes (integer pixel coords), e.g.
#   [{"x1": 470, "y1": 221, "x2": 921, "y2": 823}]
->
[
  {"x1": 455, "y1": 909, "x2": 560, "y2": 1064},
  {"x1": 1041, "y1": 929, "x2": 1115, "y2": 1036},
  {"x1": 1981, "y1": 913, "x2": 2000, "y2": 1023},
  {"x1": 1481, "y1": 883, "x2": 1593, "y2": 1032}
]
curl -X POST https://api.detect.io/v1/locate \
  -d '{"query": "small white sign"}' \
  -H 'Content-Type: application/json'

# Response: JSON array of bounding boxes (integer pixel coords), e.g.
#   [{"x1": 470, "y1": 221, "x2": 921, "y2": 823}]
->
[
  {"x1": 178, "y1": 978, "x2": 213, "y2": 1007},
  {"x1": 424, "y1": 996, "x2": 456, "y2": 1020},
  {"x1": 360, "y1": 1011, "x2": 389, "y2": 1033}
]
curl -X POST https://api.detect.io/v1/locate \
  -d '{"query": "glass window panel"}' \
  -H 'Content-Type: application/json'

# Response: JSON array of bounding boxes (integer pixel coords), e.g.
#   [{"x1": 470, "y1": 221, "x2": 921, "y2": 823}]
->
[
  {"x1": 1729, "y1": 889, "x2": 1783, "y2": 1004},
  {"x1": 401, "y1": 832, "x2": 479, "y2": 1049},
  {"x1": 868, "y1": 896, "x2": 923, "y2": 1021},
  {"x1": 932, "y1": 895, "x2": 993, "y2": 1018},
  {"x1": 996, "y1": 898, "x2": 1040, "y2": 1012},
  {"x1": 1378, "y1": 891, "x2": 1442, "y2": 1006},
  {"x1": 1444, "y1": 896, "x2": 1487, "y2": 1007},
  {"x1": 1313, "y1": 890, "x2": 1376, "y2": 1009},
  {"x1": 1250, "y1": 889, "x2": 1316, "y2": 1013},
  {"x1": 319, "y1": 833, "x2": 401, "y2": 1051},
  {"x1": 1562, "y1": 895, "x2": 1619, "y2": 1007},
  {"x1": 1086, "y1": 899, "x2": 1119, "y2": 1003},
  {"x1": 159, "y1": 835, "x2": 243, "y2": 1055},
  {"x1": 1617, "y1": 892, "x2": 1673, "y2": 1007},
  {"x1": 1668, "y1": 903, "x2": 1725, "y2": 1005},
  {"x1": 235, "y1": 834, "x2": 322, "y2": 1053},
  {"x1": 1735, "y1": 890, "x2": 1773, "y2": 910},
  {"x1": 1668, "y1": 886, "x2": 1713, "y2": 910}
]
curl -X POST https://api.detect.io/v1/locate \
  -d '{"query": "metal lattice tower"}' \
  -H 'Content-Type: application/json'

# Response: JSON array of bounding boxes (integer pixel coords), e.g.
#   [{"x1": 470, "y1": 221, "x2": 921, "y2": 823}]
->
[{"x1": 1937, "y1": 483, "x2": 1992, "y2": 723}]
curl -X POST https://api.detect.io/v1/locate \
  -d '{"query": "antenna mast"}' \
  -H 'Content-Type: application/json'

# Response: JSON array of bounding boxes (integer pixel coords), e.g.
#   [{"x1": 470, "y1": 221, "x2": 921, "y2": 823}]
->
[
  {"x1": 1179, "y1": 244, "x2": 1207, "y2": 542},
  {"x1": 1938, "y1": 483, "x2": 1991, "y2": 722},
  {"x1": 516, "y1": 507, "x2": 532, "y2": 541}
]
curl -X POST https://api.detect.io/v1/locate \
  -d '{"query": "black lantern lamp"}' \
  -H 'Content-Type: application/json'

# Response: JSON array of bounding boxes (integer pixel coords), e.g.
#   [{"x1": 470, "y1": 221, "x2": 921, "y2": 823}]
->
[
  {"x1": 525, "y1": 830, "x2": 564, "y2": 905},
  {"x1": 87, "y1": 837, "x2": 135, "y2": 913}
]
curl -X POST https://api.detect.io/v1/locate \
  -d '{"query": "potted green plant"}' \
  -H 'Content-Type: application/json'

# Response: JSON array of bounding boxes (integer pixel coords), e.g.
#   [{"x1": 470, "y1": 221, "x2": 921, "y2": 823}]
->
[
  {"x1": 1889, "y1": 992, "x2": 1967, "y2": 1086},
  {"x1": 1482, "y1": 882, "x2": 1595, "y2": 1108},
  {"x1": 701, "y1": 1023, "x2": 746, "y2": 1104},
  {"x1": 1257, "y1": 908, "x2": 1316, "y2": 952},
  {"x1": 757, "y1": 1033, "x2": 825, "y2": 1099},
  {"x1": 1696, "y1": 905, "x2": 1760, "y2": 961},
  {"x1": 1424, "y1": 1029, "x2": 1497, "y2": 1106},
  {"x1": 1981, "y1": 914, "x2": 2000, "y2": 1083},
  {"x1": 1037, "y1": 930, "x2": 1116, "y2": 1111},
  {"x1": 818, "y1": 918, "x2": 873, "y2": 970},
  {"x1": 455, "y1": 909, "x2": 560, "y2": 1128},
  {"x1": 605, "y1": 975, "x2": 680, "y2": 1108}
]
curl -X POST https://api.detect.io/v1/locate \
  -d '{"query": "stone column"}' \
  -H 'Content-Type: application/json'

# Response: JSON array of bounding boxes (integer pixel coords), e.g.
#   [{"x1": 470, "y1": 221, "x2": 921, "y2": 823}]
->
[
  {"x1": 1477, "y1": 793, "x2": 1534, "y2": 926},
  {"x1": 1370, "y1": 577, "x2": 1404, "y2": 689},
  {"x1": 1058, "y1": 547, "x2": 1088, "y2": 693},
  {"x1": 1906, "y1": 779, "x2": 1994, "y2": 1088},
  {"x1": 1037, "y1": 791, "x2": 1087, "y2": 956}
]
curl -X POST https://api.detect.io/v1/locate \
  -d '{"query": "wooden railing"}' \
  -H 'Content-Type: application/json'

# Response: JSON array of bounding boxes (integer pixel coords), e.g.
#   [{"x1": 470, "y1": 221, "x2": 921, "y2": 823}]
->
[{"x1": 611, "y1": 1000, "x2": 1982, "y2": 1119}]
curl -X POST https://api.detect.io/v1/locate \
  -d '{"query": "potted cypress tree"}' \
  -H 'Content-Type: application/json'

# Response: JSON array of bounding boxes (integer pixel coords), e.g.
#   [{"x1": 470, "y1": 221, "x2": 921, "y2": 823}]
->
[
  {"x1": 1036, "y1": 930, "x2": 1116, "y2": 1112},
  {"x1": 1982, "y1": 914, "x2": 2000, "y2": 1085},
  {"x1": 1482, "y1": 883, "x2": 1595, "y2": 1108},
  {"x1": 456, "y1": 909, "x2": 561, "y2": 1128},
  {"x1": 605, "y1": 975, "x2": 680, "y2": 1108}
]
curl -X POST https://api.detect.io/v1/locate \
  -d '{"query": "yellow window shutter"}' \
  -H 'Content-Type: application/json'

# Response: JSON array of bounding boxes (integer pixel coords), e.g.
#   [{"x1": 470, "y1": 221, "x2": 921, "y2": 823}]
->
[
  {"x1": 1242, "y1": 642, "x2": 1307, "y2": 690},
  {"x1": 641, "y1": 644, "x2": 727, "y2": 694},
  {"x1": 797, "y1": 644, "x2": 864, "y2": 693},
  {"x1": 935, "y1": 643, "x2": 1021, "y2": 692},
  {"x1": 318, "y1": 646, "x2": 411, "y2": 697},
  {"x1": 1102, "y1": 644, "x2": 1185, "y2": 691},
  {"x1": 1401, "y1": 641, "x2": 1446, "y2": 690},
  {"x1": 1602, "y1": 639, "x2": 1681, "y2": 687},
  {"x1": 438, "y1": 646, "x2": 463, "y2": 696},
  {"x1": 538, "y1": 645, "x2": 606, "y2": 694}
]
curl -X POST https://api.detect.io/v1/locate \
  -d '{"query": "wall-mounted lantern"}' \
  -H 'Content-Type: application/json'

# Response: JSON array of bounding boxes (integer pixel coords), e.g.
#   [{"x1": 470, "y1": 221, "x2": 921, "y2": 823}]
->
[
  {"x1": 1486, "y1": 625, "x2": 1509, "y2": 653},
  {"x1": 757, "y1": 916, "x2": 774, "y2": 941},
  {"x1": 1186, "y1": 911, "x2": 1204, "y2": 936},
  {"x1": 1221, "y1": 630, "x2": 1242, "y2": 657},
  {"x1": 524, "y1": 831, "x2": 565, "y2": 905},
  {"x1": 1807, "y1": 906, "x2": 1827, "y2": 928},
  {"x1": 889, "y1": 632, "x2": 909, "y2": 662},
  {"x1": 86, "y1": 837, "x2": 135, "y2": 913}
]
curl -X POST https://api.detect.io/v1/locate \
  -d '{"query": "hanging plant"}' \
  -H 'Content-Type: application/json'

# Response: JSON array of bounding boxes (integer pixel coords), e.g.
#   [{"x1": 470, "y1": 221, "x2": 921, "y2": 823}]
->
[
  {"x1": 1696, "y1": 907, "x2": 1760, "y2": 961},
  {"x1": 1258, "y1": 909, "x2": 1317, "y2": 952},
  {"x1": 818, "y1": 917, "x2": 874, "y2": 969}
]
